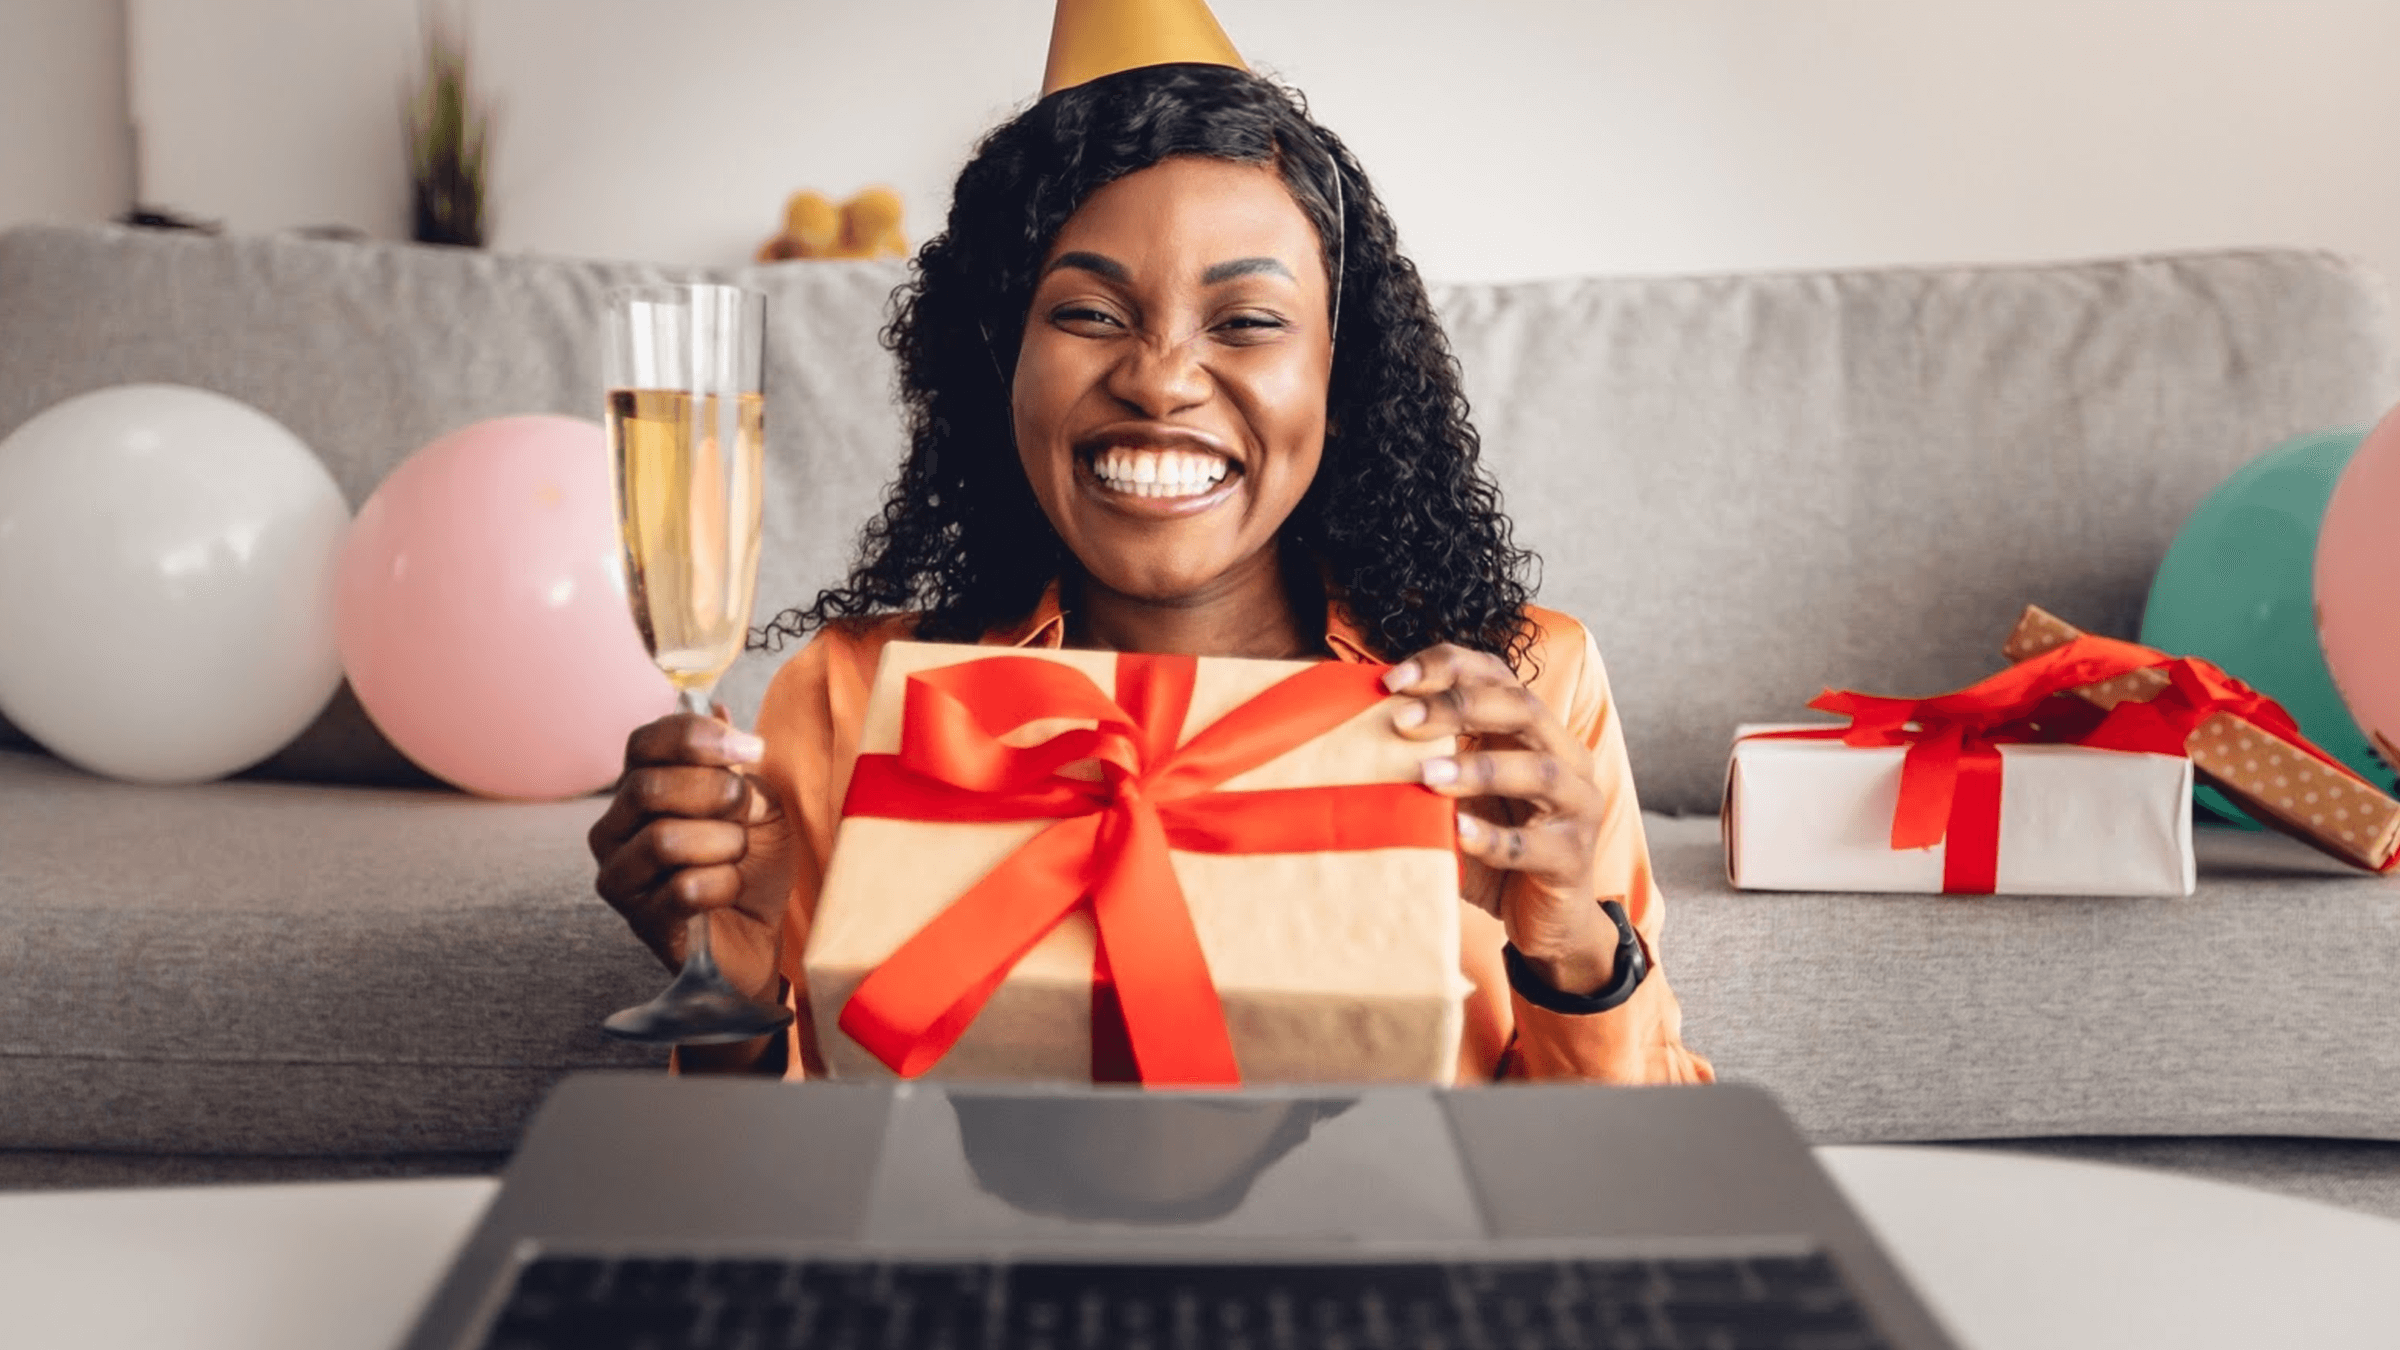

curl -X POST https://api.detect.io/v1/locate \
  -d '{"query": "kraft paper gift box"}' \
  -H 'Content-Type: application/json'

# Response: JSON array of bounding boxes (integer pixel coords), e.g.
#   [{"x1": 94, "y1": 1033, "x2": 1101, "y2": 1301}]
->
[
  {"x1": 2003, "y1": 606, "x2": 2400, "y2": 871},
  {"x1": 804, "y1": 641, "x2": 1469, "y2": 1084},
  {"x1": 1724, "y1": 725, "x2": 2197, "y2": 896}
]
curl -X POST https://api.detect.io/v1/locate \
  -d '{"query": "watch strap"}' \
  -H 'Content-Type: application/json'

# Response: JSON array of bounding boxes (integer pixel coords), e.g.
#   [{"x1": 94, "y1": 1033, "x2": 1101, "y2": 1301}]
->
[{"x1": 1502, "y1": 899, "x2": 1647, "y2": 1015}]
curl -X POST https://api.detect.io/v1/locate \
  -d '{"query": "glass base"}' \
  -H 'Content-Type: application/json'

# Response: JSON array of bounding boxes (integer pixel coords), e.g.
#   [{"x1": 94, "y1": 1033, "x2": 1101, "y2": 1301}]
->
[
  {"x1": 602, "y1": 913, "x2": 793, "y2": 1046},
  {"x1": 602, "y1": 984, "x2": 794, "y2": 1046}
]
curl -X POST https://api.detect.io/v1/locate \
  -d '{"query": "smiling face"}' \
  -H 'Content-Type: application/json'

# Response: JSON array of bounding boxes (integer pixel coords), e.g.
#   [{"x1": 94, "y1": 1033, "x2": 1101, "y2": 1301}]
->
[{"x1": 1012, "y1": 155, "x2": 1334, "y2": 613}]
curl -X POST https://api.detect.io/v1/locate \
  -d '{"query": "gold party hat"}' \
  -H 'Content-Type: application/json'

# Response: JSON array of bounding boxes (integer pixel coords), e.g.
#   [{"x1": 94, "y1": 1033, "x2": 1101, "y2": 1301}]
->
[{"x1": 1040, "y1": 0, "x2": 1246, "y2": 98}]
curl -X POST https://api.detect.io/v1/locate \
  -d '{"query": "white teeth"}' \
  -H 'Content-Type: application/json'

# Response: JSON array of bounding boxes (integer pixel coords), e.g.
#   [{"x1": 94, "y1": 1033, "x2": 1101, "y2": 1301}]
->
[{"x1": 1093, "y1": 448, "x2": 1231, "y2": 498}]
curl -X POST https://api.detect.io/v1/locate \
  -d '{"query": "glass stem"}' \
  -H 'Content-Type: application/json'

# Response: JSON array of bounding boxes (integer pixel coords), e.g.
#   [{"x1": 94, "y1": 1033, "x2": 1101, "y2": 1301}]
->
[
  {"x1": 683, "y1": 910, "x2": 720, "y2": 980},
  {"x1": 677, "y1": 682, "x2": 724, "y2": 981}
]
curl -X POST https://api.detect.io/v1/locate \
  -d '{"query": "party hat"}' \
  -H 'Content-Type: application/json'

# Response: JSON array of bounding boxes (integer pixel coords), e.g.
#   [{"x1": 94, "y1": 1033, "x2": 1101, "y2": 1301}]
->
[{"x1": 1041, "y1": 0, "x2": 1246, "y2": 98}]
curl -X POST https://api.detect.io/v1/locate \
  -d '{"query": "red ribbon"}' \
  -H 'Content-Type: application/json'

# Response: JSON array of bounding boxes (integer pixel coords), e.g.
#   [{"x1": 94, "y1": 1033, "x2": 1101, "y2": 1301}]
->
[
  {"x1": 835, "y1": 653, "x2": 1455, "y2": 1084},
  {"x1": 1762, "y1": 635, "x2": 2373, "y2": 892}
]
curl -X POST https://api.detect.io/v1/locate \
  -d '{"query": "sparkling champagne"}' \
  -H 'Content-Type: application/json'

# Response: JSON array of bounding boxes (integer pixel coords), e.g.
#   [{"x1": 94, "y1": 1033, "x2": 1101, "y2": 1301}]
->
[{"x1": 606, "y1": 388, "x2": 765, "y2": 692}]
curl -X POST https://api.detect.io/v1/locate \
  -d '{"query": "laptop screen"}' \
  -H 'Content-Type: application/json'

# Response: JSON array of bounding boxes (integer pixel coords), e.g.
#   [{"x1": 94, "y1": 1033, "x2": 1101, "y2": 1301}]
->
[{"x1": 860, "y1": 1085, "x2": 1489, "y2": 1245}]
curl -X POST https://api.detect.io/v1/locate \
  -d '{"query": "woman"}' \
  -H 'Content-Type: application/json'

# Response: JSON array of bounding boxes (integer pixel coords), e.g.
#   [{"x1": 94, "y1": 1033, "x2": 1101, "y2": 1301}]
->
[{"x1": 588, "y1": 61, "x2": 1711, "y2": 1084}]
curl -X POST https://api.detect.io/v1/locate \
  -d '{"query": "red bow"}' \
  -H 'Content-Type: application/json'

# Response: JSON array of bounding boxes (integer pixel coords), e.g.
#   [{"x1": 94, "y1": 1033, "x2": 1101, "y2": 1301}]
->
[
  {"x1": 1768, "y1": 635, "x2": 2365, "y2": 892},
  {"x1": 835, "y1": 653, "x2": 1454, "y2": 1084}
]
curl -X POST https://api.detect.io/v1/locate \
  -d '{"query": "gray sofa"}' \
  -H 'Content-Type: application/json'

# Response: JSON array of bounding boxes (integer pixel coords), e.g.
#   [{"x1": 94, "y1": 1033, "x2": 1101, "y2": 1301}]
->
[{"x1": 6, "y1": 223, "x2": 2400, "y2": 1215}]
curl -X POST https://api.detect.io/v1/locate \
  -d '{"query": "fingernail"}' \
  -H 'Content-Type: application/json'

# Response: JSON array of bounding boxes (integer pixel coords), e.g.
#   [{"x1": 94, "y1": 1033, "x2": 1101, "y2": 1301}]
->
[
  {"x1": 723, "y1": 729, "x2": 766, "y2": 763},
  {"x1": 1392, "y1": 700, "x2": 1427, "y2": 730},
  {"x1": 1381, "y1": 661, "x2": 1421, "y2": 693},
  {"x1": 1420, "y1": 757, "x2": 1458, "y2": 786},
  {"x1": 1455, "y1": 812, "x2": 1484, "y2": 844}
]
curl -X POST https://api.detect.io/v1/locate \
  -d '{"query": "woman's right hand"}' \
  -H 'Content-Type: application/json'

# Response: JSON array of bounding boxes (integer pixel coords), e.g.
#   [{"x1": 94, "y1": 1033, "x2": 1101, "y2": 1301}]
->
[{"x1": 587, "y1": 711, "x2": 797, "y2": 1017}]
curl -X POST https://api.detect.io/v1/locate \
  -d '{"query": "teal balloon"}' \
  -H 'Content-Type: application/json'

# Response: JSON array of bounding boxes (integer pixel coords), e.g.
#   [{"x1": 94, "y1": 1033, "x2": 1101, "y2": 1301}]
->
[{"x1": 2142, "y1": 424, "x2": 2395, "y2": 827}]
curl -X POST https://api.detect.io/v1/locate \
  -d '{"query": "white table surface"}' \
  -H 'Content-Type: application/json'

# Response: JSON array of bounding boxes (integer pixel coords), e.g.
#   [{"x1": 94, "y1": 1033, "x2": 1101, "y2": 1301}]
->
[{"x1": 0, "y1": 1145, "x2": 2395, "y2": 1350}]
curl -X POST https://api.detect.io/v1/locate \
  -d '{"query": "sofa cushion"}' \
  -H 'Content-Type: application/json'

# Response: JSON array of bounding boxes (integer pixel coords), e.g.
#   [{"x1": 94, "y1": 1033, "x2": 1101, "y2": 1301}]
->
[
  {"x1": 1651, "y1": 813, "x2": 2400, "y2": 1143},
  {"x1": 0, "y1": 749, "x2": 664, "y2": 1156},
  {"x1": 1434, "y1": 252, "x2": 2396, "y2": 813},
  {"x1": 6, "y1": 741, "x2": 2396, "y2": 1158}
]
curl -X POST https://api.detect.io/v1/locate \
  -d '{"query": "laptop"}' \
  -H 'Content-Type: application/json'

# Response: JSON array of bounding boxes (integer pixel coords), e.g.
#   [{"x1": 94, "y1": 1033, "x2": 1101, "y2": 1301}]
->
[{"x1": 399, "y1": 1073, "x2": 1957, "y2": 1349}]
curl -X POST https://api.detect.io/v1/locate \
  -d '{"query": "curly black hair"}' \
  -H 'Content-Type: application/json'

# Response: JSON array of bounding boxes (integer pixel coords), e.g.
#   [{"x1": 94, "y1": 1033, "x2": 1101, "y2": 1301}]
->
[{"x1": 755, "y1": 62, "x2": 1536, "y2": 667}]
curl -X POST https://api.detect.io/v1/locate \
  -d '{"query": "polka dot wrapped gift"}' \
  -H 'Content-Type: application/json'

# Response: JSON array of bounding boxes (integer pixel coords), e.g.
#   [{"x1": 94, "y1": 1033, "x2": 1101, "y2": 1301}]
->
[{"x1": 2002, "y1": 605, "x2": 2400, "y2": 871}]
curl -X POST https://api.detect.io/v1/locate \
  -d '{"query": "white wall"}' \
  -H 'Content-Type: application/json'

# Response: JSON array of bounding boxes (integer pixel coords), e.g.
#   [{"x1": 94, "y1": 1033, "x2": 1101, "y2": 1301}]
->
[
  {"x1": 128, "y1": 0, "x2": 419, "y2": 238},
  {"x1": 0, "y1": 0, "x2": 134, "y2": 228},
  {"x1": 118, "y1": 1, "x2": 2400, "y2": 291}
]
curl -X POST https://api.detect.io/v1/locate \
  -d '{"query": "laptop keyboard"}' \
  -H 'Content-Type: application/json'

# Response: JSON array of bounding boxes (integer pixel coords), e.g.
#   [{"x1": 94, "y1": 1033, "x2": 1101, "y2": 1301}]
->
[{"x1": 474, "y1": 1250, "x2": 1891, "y2": 1349}]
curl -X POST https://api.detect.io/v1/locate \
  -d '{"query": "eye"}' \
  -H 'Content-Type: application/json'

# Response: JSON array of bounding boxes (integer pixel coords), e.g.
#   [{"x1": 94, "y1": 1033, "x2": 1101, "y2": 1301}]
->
[
  {"x1": 1050, "y1": 303, "x2": 1125, "y2": 333},
  {"x1": 1214, "y1": 311, "x2": 1290, "y2": 341}
]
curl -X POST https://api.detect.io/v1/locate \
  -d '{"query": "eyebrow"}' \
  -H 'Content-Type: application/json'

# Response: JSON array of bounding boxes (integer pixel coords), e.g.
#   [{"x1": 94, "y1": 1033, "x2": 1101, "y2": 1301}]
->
[
  {"x1": 1046, "y1": 251, "x2": 1129, "y2": 282},
  {"x1": 1042, "y1": 252, "x2": 1296, "y2": 286},
  {"x1": 1201, "y1": 256, "x2": 1293, "y2": 284}
]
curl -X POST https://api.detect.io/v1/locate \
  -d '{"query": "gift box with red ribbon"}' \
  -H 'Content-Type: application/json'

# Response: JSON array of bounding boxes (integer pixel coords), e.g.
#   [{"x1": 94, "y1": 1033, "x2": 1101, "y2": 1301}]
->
[
  {"x1": 803, "y1": 641, "x2": 1468, "y2": 1086},
  {"x1": 1725, "y1": 726, "x2": 2195, "y2": 895},
  {"x1": 1721, "y1": 625, "x2": 2229, "y2": 895},
  {"x1": 2003, "y1": 606, "x2": 2400, "y2": 871}
]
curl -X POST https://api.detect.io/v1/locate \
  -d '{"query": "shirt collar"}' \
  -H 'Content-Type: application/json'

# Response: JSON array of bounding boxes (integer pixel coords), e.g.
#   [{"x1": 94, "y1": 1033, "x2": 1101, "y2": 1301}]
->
[{"x1": 987, "y1": 579, "x2": 1381, "y2": 665}]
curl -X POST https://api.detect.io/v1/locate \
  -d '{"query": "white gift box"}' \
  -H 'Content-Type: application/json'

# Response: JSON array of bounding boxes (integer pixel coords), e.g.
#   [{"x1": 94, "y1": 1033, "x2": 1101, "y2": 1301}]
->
[{"x1": 1722, "y1": 724, "x2": 2196, "y2": 896}]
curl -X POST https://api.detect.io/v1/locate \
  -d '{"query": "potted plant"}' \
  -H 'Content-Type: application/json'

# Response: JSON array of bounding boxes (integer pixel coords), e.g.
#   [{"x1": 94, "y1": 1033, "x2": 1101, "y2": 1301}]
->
[{"x1": 404, "y1": 12, "x2": 491, "y2": 248}]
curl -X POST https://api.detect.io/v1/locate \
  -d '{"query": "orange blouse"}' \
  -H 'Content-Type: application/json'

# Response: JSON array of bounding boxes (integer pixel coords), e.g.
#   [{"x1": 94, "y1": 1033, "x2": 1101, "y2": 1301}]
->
[{"x1": 747, "y1": 588, "x2": 1712, "y2": 1084}]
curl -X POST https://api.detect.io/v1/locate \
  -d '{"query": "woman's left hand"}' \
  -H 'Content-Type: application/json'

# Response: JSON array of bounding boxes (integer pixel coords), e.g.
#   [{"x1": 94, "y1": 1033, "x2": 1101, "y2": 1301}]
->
[{"x1": 1385, "y1": 644, "x2": 1619, "y2": 996}]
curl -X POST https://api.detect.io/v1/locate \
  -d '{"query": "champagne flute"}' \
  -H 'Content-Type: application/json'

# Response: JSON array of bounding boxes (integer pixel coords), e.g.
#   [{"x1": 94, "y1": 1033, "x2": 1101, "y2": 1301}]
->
[{"x1": 599, "y1": 282, "x2": 794, "y2": 1045}]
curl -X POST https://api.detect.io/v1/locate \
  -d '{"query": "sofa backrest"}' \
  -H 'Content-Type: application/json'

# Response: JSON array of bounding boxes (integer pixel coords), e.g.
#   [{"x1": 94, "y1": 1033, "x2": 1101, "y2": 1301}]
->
[
  {"x1": 2, "y1": 225, "x2": 2391, "y2": 811},
  {"x1": 0, "y1": 225, "x2": 905, "y2": 783},
  {"x1": 1432, "y1": 256, "x2": 2396, "y2": 810}
]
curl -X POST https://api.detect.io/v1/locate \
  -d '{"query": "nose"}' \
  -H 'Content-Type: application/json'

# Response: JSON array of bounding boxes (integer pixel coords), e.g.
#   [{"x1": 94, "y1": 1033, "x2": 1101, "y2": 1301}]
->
[{"x1": 1104, "y1": 327, "x2": 1210, "y2": 417}]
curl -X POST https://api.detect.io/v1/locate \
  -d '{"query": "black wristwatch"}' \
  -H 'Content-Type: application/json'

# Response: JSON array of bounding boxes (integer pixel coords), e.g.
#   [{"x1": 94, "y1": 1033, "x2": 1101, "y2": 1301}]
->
[{"x1": 1503, "y1": 900, "x2": 1648, "y2": 1015}]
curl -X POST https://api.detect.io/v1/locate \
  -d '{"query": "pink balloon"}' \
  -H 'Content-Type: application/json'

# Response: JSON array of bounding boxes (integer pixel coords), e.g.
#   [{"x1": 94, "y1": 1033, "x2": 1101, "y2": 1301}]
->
[
  {"x1": 2317, "y1": 404, "x2": 2400, "y2": 770},
  {"x1": 336, "y1": 415, "x2": 674, "y2": 799}
]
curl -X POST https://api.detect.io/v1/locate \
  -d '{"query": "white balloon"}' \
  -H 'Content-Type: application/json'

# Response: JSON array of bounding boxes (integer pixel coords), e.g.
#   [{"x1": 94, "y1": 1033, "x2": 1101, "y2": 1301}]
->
[{"x1": 0, "y1": 384, "x2": 350, "y2": 784}]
